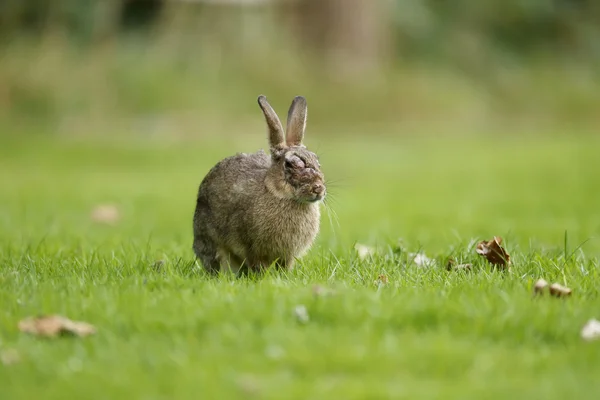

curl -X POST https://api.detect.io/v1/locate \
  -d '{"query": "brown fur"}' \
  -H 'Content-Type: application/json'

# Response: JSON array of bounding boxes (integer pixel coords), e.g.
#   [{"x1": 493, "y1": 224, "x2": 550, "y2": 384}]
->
[{"x1": 193, "y1": 95, "x2": 325, "y2": 275}]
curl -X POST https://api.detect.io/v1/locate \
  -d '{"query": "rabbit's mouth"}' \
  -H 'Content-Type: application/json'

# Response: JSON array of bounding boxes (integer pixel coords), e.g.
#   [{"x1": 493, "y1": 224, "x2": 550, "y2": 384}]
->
[
  {"x1": 296, "y1": 191, "x2": 325, "y2": 204},
  {"x1": 306, "y1": 191, "x2": 326, "y2": 203}
]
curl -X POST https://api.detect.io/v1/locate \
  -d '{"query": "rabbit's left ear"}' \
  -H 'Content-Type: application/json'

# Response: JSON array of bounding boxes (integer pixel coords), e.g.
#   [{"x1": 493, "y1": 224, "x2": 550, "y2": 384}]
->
[
  {"x1": 285, "y1": 96, "x2": 307, "y2": 147},
  {"x1": 258, "y1": 95, "x2": 286, "y2": 152}
]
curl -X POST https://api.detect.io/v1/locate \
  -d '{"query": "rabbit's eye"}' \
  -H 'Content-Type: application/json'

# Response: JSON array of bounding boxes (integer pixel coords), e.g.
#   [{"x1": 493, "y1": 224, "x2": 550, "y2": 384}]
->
[{"x1": 286, "y1": 156, "x2": 305, "y2": 169}]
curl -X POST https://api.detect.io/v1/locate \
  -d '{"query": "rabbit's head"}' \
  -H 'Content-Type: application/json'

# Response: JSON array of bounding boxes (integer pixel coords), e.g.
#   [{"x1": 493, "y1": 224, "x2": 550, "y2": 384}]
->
[{"x1": 258, "y1": 95, "x2": 326, "y2": 204}]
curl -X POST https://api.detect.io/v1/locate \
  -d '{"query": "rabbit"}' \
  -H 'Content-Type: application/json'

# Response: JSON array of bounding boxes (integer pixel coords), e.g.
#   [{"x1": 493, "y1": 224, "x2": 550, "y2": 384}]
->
[{"x1": 193, "y1": 95, "x2": 326, "y2": 275}]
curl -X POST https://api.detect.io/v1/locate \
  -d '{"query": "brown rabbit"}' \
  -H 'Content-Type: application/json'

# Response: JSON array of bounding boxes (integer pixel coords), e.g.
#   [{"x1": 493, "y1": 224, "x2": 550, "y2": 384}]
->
[{"x1": 193, "y1": 95, "x2": 326, "y2": 275}]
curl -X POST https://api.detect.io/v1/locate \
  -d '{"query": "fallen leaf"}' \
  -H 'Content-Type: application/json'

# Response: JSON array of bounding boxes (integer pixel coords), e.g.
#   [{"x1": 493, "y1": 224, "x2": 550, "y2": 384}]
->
[
  {"x1": 445, "y1": 257, "x2": 472, "y2": 271},
  {"x1": 354, "y1": 243, "x2": 375, "y2": 260},
  {"x1": 293, "y1": 305, "x2": 309, "y2": 324},
  {"x1": 476, "y1": 236, "x2": 510, "y2": 269},
  {"x1": 1, "y1": 349, "x2": 20, "y2": 365},
  {"x1": 452, "y1": 263, "x2": 472, "y2": 272},
  {"x1": 533, "y1": 278, "x2": 549, "y2": 295},
  {"x1": 581, "y1": 319, "x2": 600, "y2": 341},
  {"x1": 374, "y1": 274, "x2": 389, "y2": 287},
  {"x1": 549, "y1": 283, "x2": 572, "y2": 298},
  {"x1": 411, "y1": 252, "x2": 435, "y2": 268},
  {"x1": 312, "y1": 285, "x2": 335, "y2": 298},
  {"x1": 312, "y1": 285, "x2": 325, "y2": 296},
  {"x1": 373, "y1": 275, "x2": 389, "y2": 289},
  {"x1": 90, "y1": 204, "x2": 120, "y2": 225},
  {"x1": 18, "y1": 315, "x2": 96, "y2": 338}
]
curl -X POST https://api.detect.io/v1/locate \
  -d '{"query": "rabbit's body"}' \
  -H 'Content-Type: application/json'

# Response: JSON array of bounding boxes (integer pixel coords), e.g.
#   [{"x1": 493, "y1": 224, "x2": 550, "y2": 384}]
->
[
  {"x1": 193, "y1": 150, "x2": 320, "y2": 273},
  {"x1": 193, "y1": 95, "x2": 325, "y2": 274}
]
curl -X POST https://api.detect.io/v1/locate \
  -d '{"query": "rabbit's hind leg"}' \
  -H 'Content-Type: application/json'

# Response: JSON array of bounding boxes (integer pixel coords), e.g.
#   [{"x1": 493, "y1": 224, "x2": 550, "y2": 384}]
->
[
  {"x1": 217, "y1": 249, "x2": 246, "y2": 276},
  {"x1": 274, "y1": 257, "x2": 295, "y2": 272},
  {"x1": 234, "y1": 257, "x2": 270, "y2": 277}
]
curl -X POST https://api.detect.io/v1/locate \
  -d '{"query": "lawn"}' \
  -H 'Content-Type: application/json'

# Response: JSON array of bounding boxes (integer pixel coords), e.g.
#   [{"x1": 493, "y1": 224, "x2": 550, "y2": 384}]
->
[{"x1": 1, "y1": 131, "x2": 600, "y2": 399}]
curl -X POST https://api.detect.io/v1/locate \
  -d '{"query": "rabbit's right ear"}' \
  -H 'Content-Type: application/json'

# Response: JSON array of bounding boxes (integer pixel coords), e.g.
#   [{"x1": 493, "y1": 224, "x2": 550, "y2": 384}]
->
[
  {"x1": 258, "y1": 95, "x2": 286, "y2": 153},
  {"x1": 285, "y1": 96, "x2": 307, "y2": 147}
]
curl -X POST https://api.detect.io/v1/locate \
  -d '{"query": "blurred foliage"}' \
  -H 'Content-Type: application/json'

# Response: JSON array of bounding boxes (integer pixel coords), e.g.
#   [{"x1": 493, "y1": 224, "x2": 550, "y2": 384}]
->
[
  {"x1": 0, "y1": 0, "x2": 599, "y2": 136},
  {"x1": 2, "y1": 0, "x2": 599, "y2": 59},
  {"x1": 394, "y1": 0, "x2": 600, "y2": 59}
]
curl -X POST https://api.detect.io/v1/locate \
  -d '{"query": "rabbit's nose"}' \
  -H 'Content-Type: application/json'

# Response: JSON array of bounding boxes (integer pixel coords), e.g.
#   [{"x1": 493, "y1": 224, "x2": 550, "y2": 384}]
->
[{"x1": 312, "y1": 183, "x2": 325, "y2": 195}]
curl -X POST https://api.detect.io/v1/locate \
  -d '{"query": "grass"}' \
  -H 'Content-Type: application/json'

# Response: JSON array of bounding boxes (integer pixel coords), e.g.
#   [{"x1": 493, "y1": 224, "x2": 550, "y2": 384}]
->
[{"x1": 1, "y1": 130, "x2": 600, "y2": 399}]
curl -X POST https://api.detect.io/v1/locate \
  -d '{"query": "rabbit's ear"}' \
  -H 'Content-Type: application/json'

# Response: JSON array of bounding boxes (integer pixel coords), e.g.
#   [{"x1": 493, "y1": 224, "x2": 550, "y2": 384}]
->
[
  {"x1": 258, "y1": 95, "x2": 286, "y2": 152},
  {"x1": 285, "y1": 96, "x2": 307, "y2": 147}
]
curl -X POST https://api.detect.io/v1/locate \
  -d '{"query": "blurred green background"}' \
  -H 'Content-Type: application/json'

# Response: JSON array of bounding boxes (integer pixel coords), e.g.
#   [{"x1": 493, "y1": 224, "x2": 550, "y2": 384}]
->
[
  {"x1": 1, "y1": 0, "x2": 599, "y2": 137},
  {"x1": 1, "y1": 0, "x2": 599, "y2": 252}
]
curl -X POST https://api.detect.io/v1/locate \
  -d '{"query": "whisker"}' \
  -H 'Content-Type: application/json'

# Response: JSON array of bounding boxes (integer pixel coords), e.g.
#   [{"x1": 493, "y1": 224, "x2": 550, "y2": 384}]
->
[
  {"x1": 323, "y1": 191, "x2": 341, "y2": 207},
  {"x1": 322, "y1": 200, "x2": 341, "y2": 231},
  {"x1": 324, "y1": 178, "x2": 349, "y2": 186}
]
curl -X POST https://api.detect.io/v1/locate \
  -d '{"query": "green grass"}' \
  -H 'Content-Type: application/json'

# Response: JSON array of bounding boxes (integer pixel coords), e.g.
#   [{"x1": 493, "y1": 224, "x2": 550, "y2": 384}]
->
[{"x1": 1, "y1": 132, "x2": 600, "y2": 399}]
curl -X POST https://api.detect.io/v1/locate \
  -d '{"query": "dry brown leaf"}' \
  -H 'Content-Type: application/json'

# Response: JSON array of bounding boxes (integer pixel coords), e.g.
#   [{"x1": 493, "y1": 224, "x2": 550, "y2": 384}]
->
[
  {"x1": 581, "y1": 319, "x2": 600, "y2": 341},
  {"x1": 445, "y1": 257, "x2": 472, "y2": 271},
  {"x1": 90, "y1": 204, "x2": 120, "y2": 225},
  {"x1": 549, "y1": 283, "x2": 572, "y2": 298},
  {"x1": 312, "y1": 285, "x2": 335, "y2": 298},
  {"x1": 533, "y1": 278, "x2": 549, "y2": 295},
  {"x1": 18, "y1": 315, "x2": 96, "y2": 338},
  {"x1": 476, "y1": 236, "x2": 510, "y2": 269},
  {"x1": 1, "y1": 349, "x2": 20, "y2": 366},
  {"x1": 453, "y1": 263, "x2": 472, "y2": 272},
  {"x1": 374, "y1": 274, "x2": 389, "y2": 287}
]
